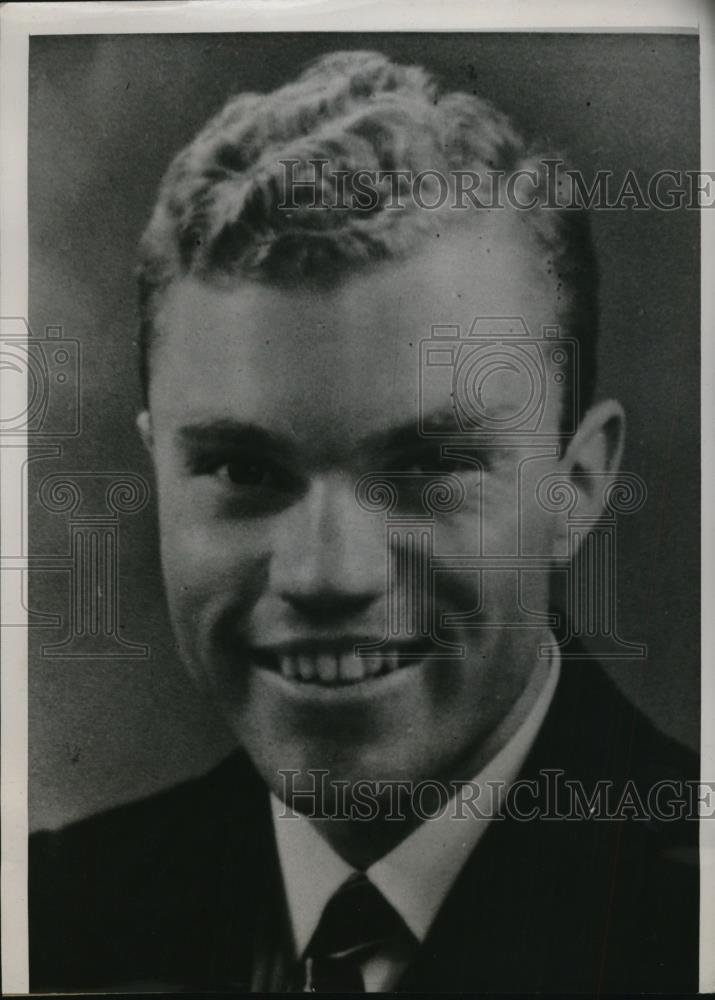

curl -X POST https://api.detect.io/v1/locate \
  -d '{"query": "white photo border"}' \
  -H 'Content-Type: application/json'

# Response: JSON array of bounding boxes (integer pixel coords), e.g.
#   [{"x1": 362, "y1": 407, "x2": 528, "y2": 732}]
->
[{"x1": 1, "y1": 0, "x2": 713, "y2": 993}]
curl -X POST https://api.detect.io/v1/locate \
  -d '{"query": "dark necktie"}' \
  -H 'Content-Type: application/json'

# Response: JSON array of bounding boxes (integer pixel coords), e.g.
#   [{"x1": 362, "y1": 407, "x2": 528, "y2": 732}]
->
[{"x1": 296, "y1": 872, "x2": 410, "y2": 992}]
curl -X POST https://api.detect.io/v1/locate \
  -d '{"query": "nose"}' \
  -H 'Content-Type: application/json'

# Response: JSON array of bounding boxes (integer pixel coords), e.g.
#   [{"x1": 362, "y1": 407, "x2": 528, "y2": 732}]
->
[{"x1": 268, "y1": 473, "x2": 385, "y2": 624}]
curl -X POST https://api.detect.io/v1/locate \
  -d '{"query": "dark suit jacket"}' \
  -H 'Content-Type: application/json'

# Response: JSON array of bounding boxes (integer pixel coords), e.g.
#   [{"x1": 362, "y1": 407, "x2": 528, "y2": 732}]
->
[{"x1": 29, "y1": 661, "x2": 699, "y2": 993}]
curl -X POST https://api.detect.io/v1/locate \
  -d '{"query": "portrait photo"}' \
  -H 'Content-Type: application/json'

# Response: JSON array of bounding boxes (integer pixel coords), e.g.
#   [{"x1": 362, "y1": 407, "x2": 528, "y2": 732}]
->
[{"x1": 0, "y1": 4, "x2": 709, "y2": 994}]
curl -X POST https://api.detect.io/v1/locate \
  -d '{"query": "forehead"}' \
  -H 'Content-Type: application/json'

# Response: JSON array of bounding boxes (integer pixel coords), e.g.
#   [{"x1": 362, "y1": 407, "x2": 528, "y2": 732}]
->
[{"x1": 149, "y1": 213, "x2": 561, "y2": 445}]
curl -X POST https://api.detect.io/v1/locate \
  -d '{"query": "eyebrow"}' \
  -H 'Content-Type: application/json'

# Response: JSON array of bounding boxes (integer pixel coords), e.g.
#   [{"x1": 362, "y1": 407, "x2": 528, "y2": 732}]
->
[
  {"x1": 176, "y1": 419, "x2": 297, "y2": 457},
  {"x1": 364, "y1": 412, "x2": 456, "y2": 454},
  {"x1": 175, "y1": 406, "x2": 502, "y2": 462},
  {"x1": 364, "y1": 406, "x2": 514, "y2": 453}
]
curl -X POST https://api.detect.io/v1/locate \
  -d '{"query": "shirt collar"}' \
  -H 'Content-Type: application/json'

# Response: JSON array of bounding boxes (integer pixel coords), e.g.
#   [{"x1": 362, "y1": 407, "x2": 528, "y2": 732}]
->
[
  {"x1": 271, "y1": 644, "x2": 560, "y2": 953},
  {"x1": 271, "y1": 792, "x2": 354, "y2": 957}
]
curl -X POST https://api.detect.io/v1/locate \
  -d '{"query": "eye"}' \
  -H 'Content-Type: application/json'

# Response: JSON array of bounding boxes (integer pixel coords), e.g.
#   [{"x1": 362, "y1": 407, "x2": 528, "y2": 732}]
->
[
  {"x1": 217, "y1": 458, "x2": 273, "y2": 487},
  {"x1": 398, "y1": 449, "x2": 482, "y2": 476},
  {"x1": 189, "y1": 450, "x2": 298, "y2": 494}
]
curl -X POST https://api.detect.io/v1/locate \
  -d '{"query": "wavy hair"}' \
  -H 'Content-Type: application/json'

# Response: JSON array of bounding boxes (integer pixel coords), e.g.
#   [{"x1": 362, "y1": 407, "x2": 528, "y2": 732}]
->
[{"x1": 137, "y1": 49, "x2": 598, "y2": 422}]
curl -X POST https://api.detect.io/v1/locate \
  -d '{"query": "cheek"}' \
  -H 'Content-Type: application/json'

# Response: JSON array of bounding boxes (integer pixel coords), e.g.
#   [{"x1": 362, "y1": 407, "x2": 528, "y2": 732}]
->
[
  {"x1": 152, "y1": 458, "x2": 265, "y2": 591},
  {"x1": 430, "y1": 475, "x2": 557, "y2": 621},
  {"x1": 483, "y1": 455, "x2": 563, "y2": 556},
  {"x1": 431, "y1": 479, "x2": 521, "y2": 560},
  {"x1": 157, "y1": 514, "x2": 267, "y2": 631}
]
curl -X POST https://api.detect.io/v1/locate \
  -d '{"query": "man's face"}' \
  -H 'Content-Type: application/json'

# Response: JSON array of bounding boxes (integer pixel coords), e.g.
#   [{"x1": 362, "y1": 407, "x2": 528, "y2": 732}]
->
[{"x1": 144, "y1": 214, "x2": 569, "y2": 805}]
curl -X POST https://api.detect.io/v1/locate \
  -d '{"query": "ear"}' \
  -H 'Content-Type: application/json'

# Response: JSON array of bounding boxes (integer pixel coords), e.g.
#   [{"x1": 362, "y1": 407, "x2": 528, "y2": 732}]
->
[
  {"x1": 559, "y1": 398, "x2": 626, "y2": 534},
  {"x1": 136, "y1": 410, "x2": 154, "y2": 457}
]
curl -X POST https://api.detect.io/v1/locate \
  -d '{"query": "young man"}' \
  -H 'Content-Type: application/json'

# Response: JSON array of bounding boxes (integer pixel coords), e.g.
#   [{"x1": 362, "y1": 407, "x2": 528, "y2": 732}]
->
[{"x1": 30, "y1": 50, "x2": 698, "y2": 993}]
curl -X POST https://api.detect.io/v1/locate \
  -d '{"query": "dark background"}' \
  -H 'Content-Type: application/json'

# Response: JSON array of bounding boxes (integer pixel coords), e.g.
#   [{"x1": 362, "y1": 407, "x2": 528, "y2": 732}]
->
[{"x1": 28, "y1": 32, "x2": 700, "y2": 831}]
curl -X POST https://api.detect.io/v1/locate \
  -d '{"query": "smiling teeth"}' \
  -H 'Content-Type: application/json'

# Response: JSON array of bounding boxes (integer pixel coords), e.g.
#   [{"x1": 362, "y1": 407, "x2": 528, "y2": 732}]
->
[{"x1": 275, "y1": 652, "x2": 407, "y2": 685}]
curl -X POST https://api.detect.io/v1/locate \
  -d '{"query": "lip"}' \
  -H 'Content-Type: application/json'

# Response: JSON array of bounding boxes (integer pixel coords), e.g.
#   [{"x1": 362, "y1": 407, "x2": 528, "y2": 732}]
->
[
  {"x1": 245, "y1": 637, "x2": 435, "y2": 697},
  {"x1": 250, "y1": 638, "x2": 429, "y2": 662},
  {"x1": 249, "y1": 650, "x2": 431, "y2": 703}
]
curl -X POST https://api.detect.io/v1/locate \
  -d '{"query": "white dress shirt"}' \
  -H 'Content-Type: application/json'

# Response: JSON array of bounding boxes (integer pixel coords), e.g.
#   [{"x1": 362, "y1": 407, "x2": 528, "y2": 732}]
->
[{"x1": 270, "y1": 645, "x2": 560, "y2": 991}]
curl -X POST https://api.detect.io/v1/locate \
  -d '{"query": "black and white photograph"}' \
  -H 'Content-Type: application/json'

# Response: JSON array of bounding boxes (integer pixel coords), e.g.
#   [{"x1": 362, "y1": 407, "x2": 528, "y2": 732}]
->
[{"x1": 1, "y1": 1, "x2": 713, "y2": 994}]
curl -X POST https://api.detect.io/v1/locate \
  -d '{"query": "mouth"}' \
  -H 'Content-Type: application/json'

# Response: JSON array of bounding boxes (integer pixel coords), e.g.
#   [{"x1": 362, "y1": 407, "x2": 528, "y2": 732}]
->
[{"x1": 249, "y1": 642, "x2": 428, "y2": 688}]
